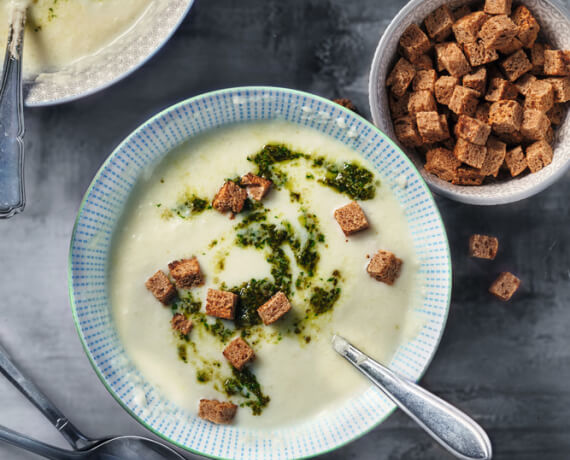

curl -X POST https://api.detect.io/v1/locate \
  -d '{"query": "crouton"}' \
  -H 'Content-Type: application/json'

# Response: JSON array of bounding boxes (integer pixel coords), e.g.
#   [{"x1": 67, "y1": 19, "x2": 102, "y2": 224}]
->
[
  {"x1": 543, "y1": 77, "x2": 570, "y2": 103},
  {"x1": 546, "y1": 103, "x2": 566, "y2": 124},
  {"x1": 454, "y1": 115, "x2": 492, "y2": 145},
  {"x1": 416, "y1": 111, "x2": 450, "y2": 142},
  {"x1": 543, "y1": 50, "x2": 570, "y2": 76},
  {"x1": 439, "y1": 42, "x2": 472, "y2": 77},
  {"x1": 168, "y1": 258, "x2": 204, "y2": 289},
  {"x1": 413, "y1": 69, "x2": 437, "y2": 92},
  {"x1": 171, "y1": 313, "x2": 193, "y2": 335},
  {"x1": 410, "y1": 53, "x2": 434, "y2": 70},
  {"x1": 399, "y1": 24, "x2": 432, "y2": 61},
  {"x1": 504, "y1": 145, "x2": 528, "y2": 176},
  {"x1": 464, "y1": 40, "x2": 499, "y2": 67},
  {"x1": 476, "y1": 102, "x2": 492, "y2": 123},
  {"x1": 241, "y1": 173, "x2": 272, "y2": 201},
  {"x1": 489, "y1": 272, "x2": 521, "y2": 301},
  {"x1": 435, "y1": 42, "x2": 450, "y2": 71},
  {"x1": 454, "y1": 138, "x2": 488, "y2": 168},
  {"x1": 495, "y1": 130, "x2": 524, "y2": 145},
  {"x1": 524, "y1": 80, "x2": 554, "y2": 112},
  {"x1": 463, "y1": 68, "x2": 487, "y2": 96},
  {"x1": 452, "y1": 167, "x2": 485, "y2": 185},
  {"x1": 394, "y1": 116, "x2": 423, "y2": 147},
  {"x1": 333, "y1": 98, "x2": 358, "y2": 112},
  {"x1": 387, "y1": 58, "x2": 416, "y2": 97},
  {"x1": 408, "y1": 90, "x2": 438, "y2": 115},
  {"x1": 480, "y1": 136, "x2": 506, "y2": 176},
  {"x1": 453, "y1": 12, "x2": 489, "y2": 45},
  {"x1": 478, "y1": 15, "x2": 518, "y2": 50},
  {"x1": 525, "y1": 140, "x2": 553, "y2": 172},
  {"x1": 334, "y1": 201, "x2": 369, "y2": 236},
  {"x1": 213, "y1": 181, "x2": 248, "y2": 214},
  {"x1": 530, "y1": 42, "x2": 551, "y2": 74},
  {"x1": 499, "y1": 49, "x2": 532, "y2": 81},
  {"x1": 424, "y1": 147, "x2": 461, "y2": 181},
  {"x1": 515, "y1": 73, "x2": 537, "y2": 96},
  {"x1": 205, "y1": 289, "x2": 238, "y2": 320},
  {"x1": 453, "y1": 5, "x2": 472, "y2": 21},
  {"x1": 145, "y1": 270, "x2": 177, "y2": 305},
  {"x1": 469, "y1": 234, "x2": 499, "y2": 259},
  {"x1": 435, "y1": 76, "x2": 459, "y2": 105},
  {"x1": 484, "y1": 0, "x2": 512, "y2": 15},
  {"x1": 389, "y1": 92, "x2": 410, "y2": 119},
  {"x1": 495, "y1": 37, "x2": 524, "y2": 55},
  {"x1": 448, "y1": 86, "x2": 480, "y2": 116},
  {"x1": 489, "y1": 100, "x2": 523, "y2": 134},
  {"x1": 199, "y1": 399, "x2": 237, "y2": 424},
  {"x1": 425, "y1": 5, "x2": 454, "y2": 42},
  {"x1": 367, "y1": 250, "x2": 403, "y2": 285},
  {"x1": 521, "y1": 108, "x2": 551, "y2": 141},
  {"x1": 223, "y1": 337, "x2": 255, "y2": 370},
  {"x1": 257, "y1": 291, "x2": 292, "y2": 325},
  {"x1": 512, "y1": 5, "x2": 540, "y2": 48},
  {"x1": 485, "y1": 78, "x2": 518, "y2": 101}
]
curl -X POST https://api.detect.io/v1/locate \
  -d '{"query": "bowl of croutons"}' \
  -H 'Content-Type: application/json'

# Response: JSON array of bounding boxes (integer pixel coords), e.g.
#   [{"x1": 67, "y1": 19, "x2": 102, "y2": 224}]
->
[{"x1": 369, "y1": 0, "x2": 570, "y2": 205}]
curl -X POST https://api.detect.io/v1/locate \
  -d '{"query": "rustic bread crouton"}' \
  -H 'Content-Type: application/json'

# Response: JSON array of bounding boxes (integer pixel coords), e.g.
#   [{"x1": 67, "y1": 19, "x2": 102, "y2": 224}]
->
[
  {"x1": 171, "y1": 313, "x2": 193, "y2": 335},
  {"x1": 146, "y1": 270, "x2": 177, "y2": 305},
  {"x1": 454, "y1": 138, "x2": 488, "y2": 168},
  {"x1": 452, "y1": 166, "x2": 485, "y2": 185},
  {"x1": 524, "y1": 80, "x2": 554, "y2": 112},
  {"x1": 257, "y1": 291, "x2": 291, "y2": 325},
  {"x1": 334, "y1": 201, "x2": 369, "y2": 236},
  {"x1": 439, "y1": 42, "x2": 472, "y2": 77},
  {"x1": 469, "y1": 234, "x2": 499, "y2": 259},
  {"x1": 543, "y1": 77, "x2": 570, "y2": 102},
  {"x1": 495, "y1": 37, "x2": 524, "y2": 55},
  {"x1": 543, "y1": 50, "x2": 570, "y2": 76},
  {"x1": 511, "y1": 5, "x2": 540, "y2": 48},
  {"x1": 489, "y1": 272, "x2": 521, "y2": 301},
  {"x1": 213, "y1": 181, "x2": 248, "y2": 214},
  {"x1": 499, "y1": 49, "x2": 532, "y2": 81},
  {"x1": 448, "y1": 86, "x2": 480, "y2": 116},
  {"x1": 463, "y1": 68, "x2": 487, "y2": 96},
  {"x1": 476, "y1": 102, "x2": 492, "y2": 123},
  {"x1": 387, "y1": 58, "x2": 416, "y2": 97},
  {"x1": 410, "y1": 53, "x2": 434, "y2": 70},
  {"x1": 424, "y1": 147, "x2": 461, "y2": 181},
  {"x1": 485, "y1": 77, "x2": 518, "y2": 101},
  {"x1": 546, "y1": 103, "x2": 566, "y2": 124},
  {"x1": 223, "y1": 337, "x2": 255, "y2": 370},
  {"x1": 478, "y1": 15, "x2": 518, "y2": 50},
  {"x1": 489, "y1": 100, "x2": 523, "y2": 134},
  {"x1": 453, "y1": 5, "x2": 472, "y2": 21},
  {"x1": 454, "y1": 115, "x2": 492, "y2": 145},
  {"x1": 521, "y1": 108, "x2": 551, "y2": 141},
  {"x1": 453, "y1": 12, "x2": 489, "y2": 45},
  {"x1": 394, "y1": 116, "x2": 423, "y2": 147},
  {"x1": 389, "y1": 92, "x2": 410, "y2": 118},
  {"x1": 435, "y1": 76, "x2": 459, "y2": 105},
  {"x1": 424, "y1": 5, "x2": 454, "y2": 42},
  {"x1": 435, "y1": 43, "x2": 450, "y2": 71},
  {"x1": 168, "y1": 258, "x2": 204, "y2": 289},
  {"x1": 504, "y1": 145, "x2": 528, "y2": 176},
  {"x1": 530, "y1": 42, "x2": 551, "y2": 74},
  {"x1": 408, "y1": 90, "x2": 437, "y2": 115},
  {"x1": 399, "y1": 24, "x2": 432, "y2": 61},
  {"x1": 413, "y1": 69, "x2": 437, "y2": 92},
  {"x1": 480, "y1": 137, "x2": 507, "y2": 176},
  {"x1": 515, "y1": 73, "x2": 537, "y2": 96},
  {"x1": 205, "y1": 289, "x2": 238, "y2": 320},
  {"x1": 333, "y1": 98, "x2": 358, "y2": 112},
  {"x1": 495, "y1": 130, "x2": 524, "y2": 145},
  {"x1": 484, "y1": 0, "x2": 512, "y2": 15},
  {"x1": 199, "y1": 399, "x2": 237, "y2": 424},
  {"x1": 367, "y1": 250, "x2": 403, "y2": 285},
  {"x1": 463, "y1": 41, "x2": 499, "y2": 67},
  {"x1": 241, "y1": 173, "x2": 272, "y2": 201},
  {"x1": 416, "y1": 111, "x2": 450, "y2": 142},
  {"x1": 525, "y1": 140, "x2": 553, "y2": 172}
]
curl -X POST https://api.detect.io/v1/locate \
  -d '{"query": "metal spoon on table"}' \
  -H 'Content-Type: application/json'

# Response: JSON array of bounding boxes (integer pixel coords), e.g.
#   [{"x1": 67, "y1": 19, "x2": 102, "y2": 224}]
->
[
  {"x1": 0, "y1": 342, "x2": 186, "y2": 459},
  {"x1": 332, "y1": 335, "x2": 493, "y2": 460}
]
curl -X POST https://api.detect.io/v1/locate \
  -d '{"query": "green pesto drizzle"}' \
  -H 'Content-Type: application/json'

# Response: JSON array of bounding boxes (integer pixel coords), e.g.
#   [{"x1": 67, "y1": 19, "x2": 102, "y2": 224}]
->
[{"x1": 224, "y1": 368, "x2": 271, "y2": 416}]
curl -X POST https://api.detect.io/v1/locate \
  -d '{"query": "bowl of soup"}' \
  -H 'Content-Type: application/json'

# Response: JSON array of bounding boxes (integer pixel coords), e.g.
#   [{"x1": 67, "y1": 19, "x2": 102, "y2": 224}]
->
[{"x1": 69, "y1": 86, "x2": 452, "y2": 459}]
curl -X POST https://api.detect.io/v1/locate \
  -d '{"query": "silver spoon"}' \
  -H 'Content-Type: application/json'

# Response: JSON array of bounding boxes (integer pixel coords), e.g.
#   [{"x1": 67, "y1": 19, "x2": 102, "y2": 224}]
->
[
  {"x1": 0, "y1": 342, "x2": 186, "y2": 459},
  {"x1": 0, "y1": 1, "x2": 26, "y2": 218},
  {"x1": 332, "y1": 335, "x2": 493, "y2": 460}
]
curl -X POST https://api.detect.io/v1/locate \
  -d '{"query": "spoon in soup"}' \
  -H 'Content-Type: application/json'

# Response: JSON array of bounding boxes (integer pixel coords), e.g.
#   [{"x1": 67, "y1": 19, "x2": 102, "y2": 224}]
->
[
  {"x1": 0, "y1": 342, "x2": 186, "y2": 459},
  {"x1": 332, "y1": 335, "x2": 493, "y2": 460}
]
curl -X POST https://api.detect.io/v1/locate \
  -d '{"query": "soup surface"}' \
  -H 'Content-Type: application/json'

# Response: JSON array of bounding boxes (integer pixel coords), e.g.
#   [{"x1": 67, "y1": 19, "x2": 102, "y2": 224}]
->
[{"x1": 110, "y1": 120, "x2": 424, "y2": 429}]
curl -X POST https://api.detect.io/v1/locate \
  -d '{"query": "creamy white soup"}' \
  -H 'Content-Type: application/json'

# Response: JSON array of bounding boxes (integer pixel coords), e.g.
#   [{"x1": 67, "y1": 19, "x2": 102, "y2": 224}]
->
[{"x1": 110, "y1": 120, "x2": 425, "y2": 429}]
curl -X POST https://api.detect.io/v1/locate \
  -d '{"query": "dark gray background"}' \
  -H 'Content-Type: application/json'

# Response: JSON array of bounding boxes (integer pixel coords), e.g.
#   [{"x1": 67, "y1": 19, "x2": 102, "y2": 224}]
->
[{"x1": 1, "y1": 1, "x2": 569, "y2": 459}]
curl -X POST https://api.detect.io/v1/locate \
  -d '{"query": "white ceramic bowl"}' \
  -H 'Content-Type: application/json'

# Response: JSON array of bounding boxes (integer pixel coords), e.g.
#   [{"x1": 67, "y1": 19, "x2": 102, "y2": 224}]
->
[{"x1": 369, "y1": 0, "x2": 570, "y2": 205}]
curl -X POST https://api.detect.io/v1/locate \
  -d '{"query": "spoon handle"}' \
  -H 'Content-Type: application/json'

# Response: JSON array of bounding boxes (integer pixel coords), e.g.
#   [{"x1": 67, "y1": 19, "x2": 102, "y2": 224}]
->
[
  {"x1": 0, "y1": 424, "x2": 81, "y2": 460},
  {"x1": 332, "y1": 335, "x2": 492, "y2": 460},
  {"x1": 0, "y1": 342, "x2": 94, "y2": 450},
  {"x1": 0, "y1": 6, "x2": 26, "y2": 218}
]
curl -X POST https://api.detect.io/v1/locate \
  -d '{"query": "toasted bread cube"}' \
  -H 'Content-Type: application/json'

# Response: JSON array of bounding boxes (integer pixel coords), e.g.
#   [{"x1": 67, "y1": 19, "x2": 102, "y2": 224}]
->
[
  {"x1": 416, "y1": 111, "x2": 450, "y2": 143},
  {"x1": 485, "y1": 78, "x2": 518, "y2": 101},
  {"x1": 495, "y1": 37, "x2": 523, "y2": 55},
  {"x1": 387, "y1": 58, "x2": 416, "y2": 97},
  {"x1": 410, "y1": 53, "x2": 434, "y2": 70},
  {"x1": 543, "y1": 77, "x2": 570, "y2": 103},
  {"x1": 205, "y1": 289, "x2": 238, "y2": 320},
  {"x1": 333, "y1": 98, "x2": 358, "y2": 112},
  {"x1": 475, "y1": 102, "x2": 491, "y2": 123},
  {"x1": 168, "y1": 258, "x2": 204, "y2": 289},
  {"x1": 504, "y1": 145, "x2": 527, "y2": 176},
  {"x1": 463, "y1": 41, "x2": 499, "y2": 67},
  {"x1": 515, "y1": 73, "x2": 537, "y2": 96},
  {"x1": 449, "y1": 86, "x2": 480, "y2": 116},
  {"x1": 525, "y1": 140, "x2": 553, "y2": 172},
  {"x1": 334, "y1": 201, "x2": 369, "y2": 236},
  {"x1": 496, "y1": 130, "x2": 524, "y2": 145},
  {"x1": 367, "y1": 250, "x2": 403, "y2": 285},
  {"x1": 199, "y1": 399, "x2": 237, "y2": 424},
  {"x1": 257, "y1": 291, "x2": 291, "y2": 325},
  {"x1": 171, "y1": 313, "x2": 193, "y2": 335},
  {"x1": 424, "y1": 147, "x2": 461, "y2": 181},
  {"x1": 454, "y1": 115, "x2": 492, "y2": 145},
  {"x1": 399, "y1": 24, "x2": 432, "y2": 61},
  {"x1": 469, "y1": 234, "x2": 499, "y2": 259},
  {"x1": 546, "y1": 103, "x2": 566, "y2": 124},
  {"x1": 480, "y1": 136, "x2": 507, "y2": 176},
  {"x1": 521, "y1": 108, "x2": 550, "y2": 140},
  {"x1": 424, "y1": 5, "x2": 454, "y2": 42},
  {"x1": 435, "y1": 76, "x2": 459, "y2": 105},
  {"x1": 408, "y1": 90, "x2": 437, "y2": 115},
  {"x1": 499, "y1": 49, "x2": 532, "y2": 82},
  {"x1": 524, "y1": 80, "x2": 554, "y2": 112},
  {"x1": 394, "y1": 116, "x2": 423, "y2": 147},
  {"x1": 452, "y1": 166, "x2": 485, "y2": 185},
  {"x1": 479, "y1": 15, "x2": 518, "y2": 50},
  {"x1": 453, "y1": 5, "x2": 472, "y2": 21},
  {"x1": 439, "y1": 42, "x2": 471, "y2": 77},
  {"x1": 484, "y1": 0, "x2": 511, "y2": 15},
  {"x1": 454, "y1": 138, "x2": 488, "y2": 168},
  {"x1": 435, "y1": 42, "x2": 450, "y2": 71},
  {"x1": 453, "y1": 12, "x2": 489, "y2": 45},
  {"x1": 241, "y1": 173, "x2": 272, "y2": 201},
  {"x1": 412, "y1": 69, "x2": 437, "y2": 92},
  {"x1": 512, "y1": 5, "x2": 540, "y2": 48},
  {"x1": 543, "y1": 50, "x2": 570, "y2": 76},
  {"x1": 223, "y1": 337, "x2": 255, "y2": 370},
  {"x1": 213, "y1": 181, "x2": 247, "y2": 214},
  {"x1": 389, "y1": 92, "x2": 410, "y2": 118},
  {"x1": 489, "y1": 272, "x2": 520, "y2": 301},
  {"x1": 489, "y1": 100, "x2": 523, "y2": 134},
  {"x1": 530, "y1": 42, "x2": 551, "y2": 74},
  {"x1": 463, "y1": 68, "x2": 487, "y2": 96},
  {"x1": 146, "y1": 270, "x2": 177, "y2": 305}
]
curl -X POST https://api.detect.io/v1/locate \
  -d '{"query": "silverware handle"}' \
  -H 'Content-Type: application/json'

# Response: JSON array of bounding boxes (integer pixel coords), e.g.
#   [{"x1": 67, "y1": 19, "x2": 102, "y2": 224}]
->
[
  {"x1": 0, "y1": 342, "x2": 93, "y2": 450},
  {"x1": 0, "y1": 7, "x2": 26, "y2": 218},
  {"x1": 0, "y1": 424, "x2": 80, "y2": 460},
  {"x1": 341, "y1": 341, "x2": 492, "y2": 460}
]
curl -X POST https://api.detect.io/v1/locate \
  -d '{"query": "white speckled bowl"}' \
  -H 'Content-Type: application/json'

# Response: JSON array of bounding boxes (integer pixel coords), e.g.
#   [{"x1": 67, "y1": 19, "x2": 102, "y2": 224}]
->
[{"x1": 369, "y1": 0, "x2": 570, "y2": 205}]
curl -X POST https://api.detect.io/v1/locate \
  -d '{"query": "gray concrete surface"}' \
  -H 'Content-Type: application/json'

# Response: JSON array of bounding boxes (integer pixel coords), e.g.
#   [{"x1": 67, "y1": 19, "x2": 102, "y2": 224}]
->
[{"x1": 1, "y1": 0, "x2": 569, "y2": 459}]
